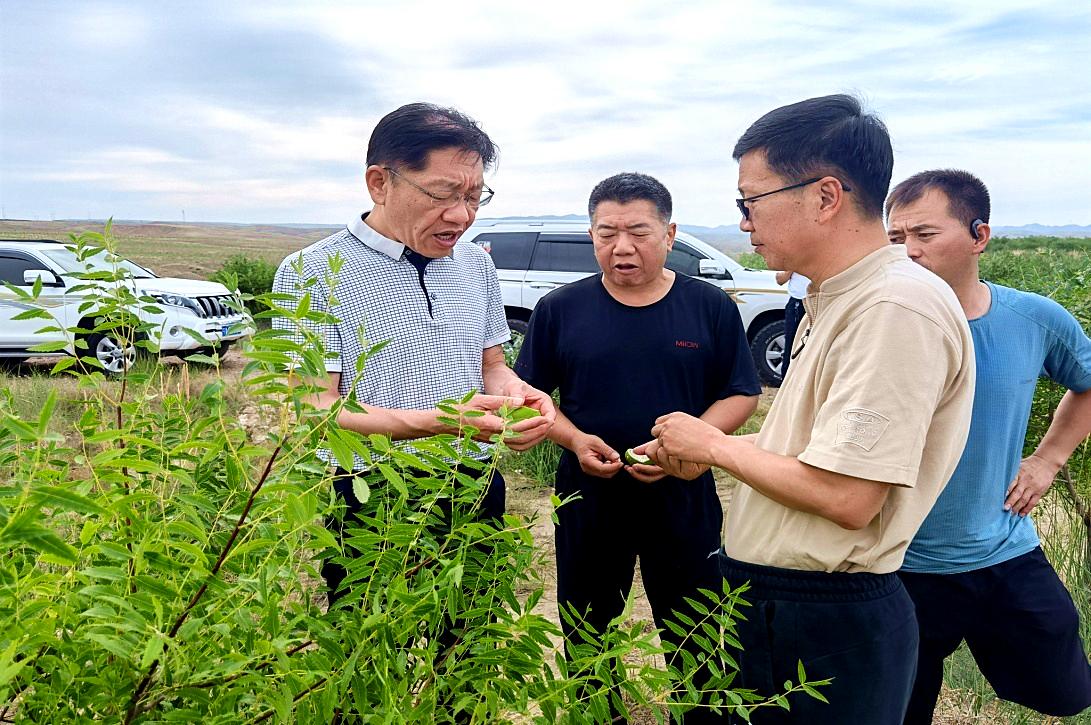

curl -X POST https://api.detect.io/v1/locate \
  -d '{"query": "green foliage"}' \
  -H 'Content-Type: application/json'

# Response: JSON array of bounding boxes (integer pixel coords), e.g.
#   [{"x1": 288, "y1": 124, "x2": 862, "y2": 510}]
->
[
  {"x1": 736, "y1": 252, "x2": 767, "y2": 270},
  {"x1": 0, "y1": 225, "x2": 826, "y2": 722},
  {"x1": 211, "y1": 254, "x2": 277, "y2": 315},
  {"x1": 504, "y1": 439, "x2": 563, "y2": 487},
  {"x1": 987, "y1": 235, "x2": 1091, "y2": 253}
]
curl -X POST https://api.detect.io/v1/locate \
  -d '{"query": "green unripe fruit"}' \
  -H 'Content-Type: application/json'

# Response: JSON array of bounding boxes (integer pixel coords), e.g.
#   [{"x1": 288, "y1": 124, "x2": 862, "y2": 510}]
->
[
  {"x1": 624, "y1": 449, "x2": 652, "y2": 466},
  {"x1": 505, "y1": 405, "x2": 541, "y2": 422}
]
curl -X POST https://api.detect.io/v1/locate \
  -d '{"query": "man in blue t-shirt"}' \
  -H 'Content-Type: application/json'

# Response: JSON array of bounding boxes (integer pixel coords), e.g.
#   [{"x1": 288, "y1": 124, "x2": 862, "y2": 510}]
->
[
  {"x1": 886, "y1": 169, "x2": 1091, "y2": 723},
  {"x1": 515, "y1": 173, "x2": 761, "y2": 722}
]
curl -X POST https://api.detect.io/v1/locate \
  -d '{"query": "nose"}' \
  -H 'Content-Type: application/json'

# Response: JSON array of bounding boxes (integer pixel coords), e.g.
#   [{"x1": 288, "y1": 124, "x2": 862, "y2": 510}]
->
[
  {"x1": 905, "y1": 243, "x2": 922, "y2": 259},
  {"x1": 442, "y1": 200, "x2": 473, "y2": 225},
  {"x1": 614, "y1": 233, "x2": 637, "y2": 254},
  {"x1": 739, "y1": 215, "x2": 754, "y2": 233}
]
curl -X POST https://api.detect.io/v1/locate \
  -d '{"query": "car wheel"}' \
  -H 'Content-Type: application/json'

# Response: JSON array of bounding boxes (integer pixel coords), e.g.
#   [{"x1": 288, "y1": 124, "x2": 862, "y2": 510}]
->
[
  {"x1": 507, "y1": 318, "x2": 529, "y2": 336},
  {"x1": 750, "y1": 319, "x2": 785, "y2": 387},
  {"x1": 504, "y1": 318, "x2": 529, "y2": 364},
  {"x1": 86, "y1": 332, "x2": 137, "y2": 374},
  {"x1": 0, "y1": 358, "x2": 27, "y2": 373}
]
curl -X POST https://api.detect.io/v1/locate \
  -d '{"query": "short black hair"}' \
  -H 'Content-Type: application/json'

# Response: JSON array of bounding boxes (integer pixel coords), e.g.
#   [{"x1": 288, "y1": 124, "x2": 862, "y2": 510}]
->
[
  {"x1": 366, "y1": 102, "x2": 498, "y2": 172},
  {"x1": 588, "y1": 172, "x2": 672, "y2": 222},
  {"x1": 886, "y1": 169, "x2": 991, "y2": 229},
  {"x1": 733, "y1": 94, "x2": 892, "y2": 218}
]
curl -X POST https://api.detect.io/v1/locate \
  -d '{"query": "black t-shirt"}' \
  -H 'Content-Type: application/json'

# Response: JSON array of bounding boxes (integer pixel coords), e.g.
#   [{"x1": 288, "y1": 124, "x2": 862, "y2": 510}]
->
[{"x1": 515, "y1": 273, "x2": 761, "y2": 458}]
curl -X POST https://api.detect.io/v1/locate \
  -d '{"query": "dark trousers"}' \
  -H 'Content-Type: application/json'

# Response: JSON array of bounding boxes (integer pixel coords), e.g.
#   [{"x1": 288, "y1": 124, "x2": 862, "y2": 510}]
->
[
  {"x1": 899, "y1": 547, "x2": 1091, "y2": 723},
  {"x1": 323, "y1": 464, "x2": 505, "y2": 722},
  {"x1": 554, "y1": 456, "x2": 725, "y2": 723},
  {"x1": 781, "y1": 297, "x2": 805, "y2": 379},
  {"x1": 322, "y1": 463, "x2": 506, "y2": 607},
  {"x1": 718, "y1": 554, "x2": 919, "y2": 724}
]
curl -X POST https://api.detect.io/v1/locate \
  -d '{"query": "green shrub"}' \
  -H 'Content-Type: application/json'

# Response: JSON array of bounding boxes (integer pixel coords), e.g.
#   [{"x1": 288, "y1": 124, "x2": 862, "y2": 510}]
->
[
  {"x1": 0, "y1": 227, "x2": 826, "y2": 723},
  {"x1": 987, "y1": 235, "x2": 1091, "y2": 253},
  {"x1": 736, "y1": 252, "x2": 767, "y2": 270},
  {"x1": 211, "y1": 254, "x2": 277, "y2": 315}
]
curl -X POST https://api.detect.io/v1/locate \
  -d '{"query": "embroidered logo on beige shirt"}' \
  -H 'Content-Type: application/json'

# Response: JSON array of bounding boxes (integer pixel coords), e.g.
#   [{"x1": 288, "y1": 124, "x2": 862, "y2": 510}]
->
[{"x1": 836, "y1": 408, "x2": 890, "y2": 450}]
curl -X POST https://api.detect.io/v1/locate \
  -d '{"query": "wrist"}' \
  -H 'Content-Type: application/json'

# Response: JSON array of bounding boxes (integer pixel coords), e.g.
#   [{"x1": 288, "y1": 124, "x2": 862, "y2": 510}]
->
[
  {"x1": 1029, "y1": 451, "x2": 1065, "y2": 474},
  {"x1": 565, "y1": 430, "x2": 587, "y2": 450},
  {"x1": 709, "y1": 435, "x2": 741, "y2": 472},
  {"x1": 414, "y1": 408, "x2": 444, "y2": 437},
  {"x1": 487, "y1": 370, "x2": 521, "y2": 398}
]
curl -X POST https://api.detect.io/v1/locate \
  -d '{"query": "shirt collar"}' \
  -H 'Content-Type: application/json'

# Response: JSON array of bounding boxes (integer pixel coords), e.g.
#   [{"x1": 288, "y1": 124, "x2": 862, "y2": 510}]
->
[
  {"x1": 346, "y1": 212, "x2": 456, "y2": 265},
  {"x1": 815, "y1": 244, "x2": 907, "y2": 296},
  {"x1": 347, "y1": 212, "x2": 405, "y2": 260}
]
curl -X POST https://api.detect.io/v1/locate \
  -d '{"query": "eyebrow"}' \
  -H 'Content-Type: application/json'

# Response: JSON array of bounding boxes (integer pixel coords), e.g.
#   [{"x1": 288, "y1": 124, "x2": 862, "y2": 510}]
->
[
  {"x1": 424, "y1": 176, "x2": 483, "y2": 191},
  {"x1": 595, "y1": 222, "x2": 654, "y2": 231}
]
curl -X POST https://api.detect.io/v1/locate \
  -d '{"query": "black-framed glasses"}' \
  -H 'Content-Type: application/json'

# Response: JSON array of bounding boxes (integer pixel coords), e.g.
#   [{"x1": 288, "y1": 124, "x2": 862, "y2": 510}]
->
[
  {"x1": 736, "y1": 177, "x2": 851, "y2": 220},
  {"x1": 384, "y1": 166, "x2": 493, "y2": 210}
]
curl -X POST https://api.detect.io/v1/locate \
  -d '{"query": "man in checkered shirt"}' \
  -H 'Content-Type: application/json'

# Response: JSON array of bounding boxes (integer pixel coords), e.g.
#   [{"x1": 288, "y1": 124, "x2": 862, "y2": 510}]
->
[{"x1": 272, "y1": 103, "x2": 556, "y2": 605}]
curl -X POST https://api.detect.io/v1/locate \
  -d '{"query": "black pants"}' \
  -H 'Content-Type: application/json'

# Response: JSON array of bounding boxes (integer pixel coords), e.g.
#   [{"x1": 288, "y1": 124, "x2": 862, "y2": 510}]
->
[
  {"x1": 323, "y1": 464, "x2": 505, "y2": 722},
  {"x1": 554, "y1": 456, "x2": 724, "y2": 723},
  {"x1": 899, "y1": 547, "x2": 1091, "y2": 723},
  {"x1": 781, "y1": 297, "x2": 805, "y2": 379},
  {"x1": 718, "y1": 554, "x2": 919, "y2": 724},
  {"x1": 322, "y1": 463, "x2": 506, "y2": 606}
]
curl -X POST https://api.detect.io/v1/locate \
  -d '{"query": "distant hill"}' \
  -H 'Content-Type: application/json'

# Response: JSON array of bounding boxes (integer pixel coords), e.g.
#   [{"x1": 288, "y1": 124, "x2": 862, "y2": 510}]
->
[
  {"x1": 991, "y1": 224, "x2": 1091, "y2": 238},
  {"x1": 11, "y1": 217, "x2": 1089, "y2": 258}
]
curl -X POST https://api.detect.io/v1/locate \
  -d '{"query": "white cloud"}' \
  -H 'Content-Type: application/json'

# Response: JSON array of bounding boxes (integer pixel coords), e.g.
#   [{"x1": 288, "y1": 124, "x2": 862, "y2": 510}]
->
[{"x1": 2, "y1": 0, "x2": 1089, "y2": 225}]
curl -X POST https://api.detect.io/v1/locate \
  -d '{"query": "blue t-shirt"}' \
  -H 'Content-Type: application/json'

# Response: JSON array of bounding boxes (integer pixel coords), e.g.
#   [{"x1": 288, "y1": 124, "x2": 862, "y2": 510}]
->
[
  {"x1": 514, "y1": 273, "x2": 761, "y2": 464},
  {"x1": 902, "y1": 282, "x2": 1091, "y2": 574}
]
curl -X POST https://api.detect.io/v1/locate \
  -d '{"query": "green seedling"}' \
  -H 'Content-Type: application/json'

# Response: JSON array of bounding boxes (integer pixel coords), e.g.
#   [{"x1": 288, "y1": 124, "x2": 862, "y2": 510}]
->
[{"x1": 624, "y1": 448, "x2": 653, "y2": 466}]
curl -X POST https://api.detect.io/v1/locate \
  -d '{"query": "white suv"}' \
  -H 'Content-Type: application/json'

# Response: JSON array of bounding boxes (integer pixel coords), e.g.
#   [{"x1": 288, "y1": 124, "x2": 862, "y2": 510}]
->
[
  {"x1": 0, "y1": 239, "x2": 252, "y2": 373},
  {"x1": 463, "y1": 219, "x2": 790, "y2": 384}
]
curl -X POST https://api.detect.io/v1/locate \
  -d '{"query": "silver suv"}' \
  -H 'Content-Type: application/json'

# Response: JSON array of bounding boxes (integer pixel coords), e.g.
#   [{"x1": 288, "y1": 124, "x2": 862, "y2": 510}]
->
[
  {"x1": 462, "y1": 219, "x2": 790, "y2": 384},
  {"x1": 0, "y1": 239, "x2": 252, "y2": 373}
]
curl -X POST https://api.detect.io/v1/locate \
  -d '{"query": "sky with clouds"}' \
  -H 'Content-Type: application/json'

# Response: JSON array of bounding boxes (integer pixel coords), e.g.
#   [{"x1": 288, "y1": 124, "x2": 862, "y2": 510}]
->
[{"x1": 2, "y1": 0, "x2": 1089, "y2": 227}]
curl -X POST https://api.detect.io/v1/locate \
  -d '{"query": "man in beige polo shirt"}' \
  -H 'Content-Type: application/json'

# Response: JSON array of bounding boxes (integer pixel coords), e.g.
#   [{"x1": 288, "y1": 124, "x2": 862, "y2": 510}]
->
[{"x1": 643, "y1": 95, "x2": 975, "y2": 724}]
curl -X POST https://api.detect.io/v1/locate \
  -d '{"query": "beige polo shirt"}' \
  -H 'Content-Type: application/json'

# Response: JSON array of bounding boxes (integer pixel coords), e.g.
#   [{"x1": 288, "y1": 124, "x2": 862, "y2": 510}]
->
[{"x1": 725, "y1": 245, "x2": 975, "y2": 573}]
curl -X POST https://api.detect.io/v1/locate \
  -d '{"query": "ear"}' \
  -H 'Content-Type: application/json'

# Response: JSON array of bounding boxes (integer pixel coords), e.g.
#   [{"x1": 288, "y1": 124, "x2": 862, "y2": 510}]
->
[
  {"x1": 972, "y1": 221, "x2": 991, "y2": 255},
  {"x1": 814, "y1": 177, "x2": 848, "y2": 222},
  {"x1": 364, "y1": 165, "x2": 389, "y2": 205},
  {"x1": 665, "y1": 222, "x2": 677, "y2": 248}
]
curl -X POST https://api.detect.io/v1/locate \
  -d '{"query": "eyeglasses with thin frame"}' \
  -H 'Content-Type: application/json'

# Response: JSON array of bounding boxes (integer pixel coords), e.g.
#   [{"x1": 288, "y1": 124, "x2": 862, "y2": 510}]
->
[
  {"x1": 736, "y1": 177, "x2": 851, "y2": 220},
  {"x1": 384, "y1": 166, "x2": 494, "y2": 210}
]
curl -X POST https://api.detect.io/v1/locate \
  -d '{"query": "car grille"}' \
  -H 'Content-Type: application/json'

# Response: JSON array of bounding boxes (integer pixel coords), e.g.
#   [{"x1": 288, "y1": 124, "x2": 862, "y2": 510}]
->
[{"x1": 194, "y1": 295, "x2": 238, "y2": 318}]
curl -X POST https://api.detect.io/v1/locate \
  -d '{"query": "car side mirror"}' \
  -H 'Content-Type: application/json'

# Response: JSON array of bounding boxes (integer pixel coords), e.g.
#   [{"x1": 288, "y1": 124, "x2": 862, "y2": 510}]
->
[
  {"x1": 698, "y1": 259, "x2": 730, "y2": 280},
  {"x1": 23, "y1": 269, "x2": 60, "y2": 286}
]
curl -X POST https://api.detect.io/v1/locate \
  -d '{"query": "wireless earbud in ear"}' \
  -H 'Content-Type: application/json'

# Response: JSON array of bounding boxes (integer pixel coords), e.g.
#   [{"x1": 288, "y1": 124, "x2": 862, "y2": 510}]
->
[{"x1": 970, "y1": 219, "x2": 984, "y2": 240}]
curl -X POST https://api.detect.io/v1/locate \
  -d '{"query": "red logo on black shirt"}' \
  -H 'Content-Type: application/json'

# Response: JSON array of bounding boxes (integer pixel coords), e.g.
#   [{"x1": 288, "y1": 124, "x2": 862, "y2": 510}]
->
[{"x1": 675, "y1": 340, "x2": 700, "y2": 349}]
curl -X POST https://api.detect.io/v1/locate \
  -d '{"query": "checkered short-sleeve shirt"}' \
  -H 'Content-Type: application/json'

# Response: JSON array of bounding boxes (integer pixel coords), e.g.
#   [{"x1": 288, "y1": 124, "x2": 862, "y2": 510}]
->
[{"x1": 272, "y1": 213, "x2": 511, "y2": 464}]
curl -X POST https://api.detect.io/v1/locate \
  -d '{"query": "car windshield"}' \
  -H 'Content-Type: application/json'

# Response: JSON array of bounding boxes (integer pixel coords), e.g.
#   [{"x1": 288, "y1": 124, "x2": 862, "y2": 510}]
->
[{"x1": 39, "y1": 247, "x2": 157, "y2": 279}]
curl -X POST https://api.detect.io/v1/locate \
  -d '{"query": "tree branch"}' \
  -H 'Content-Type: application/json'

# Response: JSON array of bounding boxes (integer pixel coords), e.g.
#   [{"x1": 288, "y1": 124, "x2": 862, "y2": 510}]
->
[
  {"x1": 124, "y1": 441, "x2": 284, "y2": 724},
  {"x1": 248, "y1": 676, "x2": 329, "y2": 724}
]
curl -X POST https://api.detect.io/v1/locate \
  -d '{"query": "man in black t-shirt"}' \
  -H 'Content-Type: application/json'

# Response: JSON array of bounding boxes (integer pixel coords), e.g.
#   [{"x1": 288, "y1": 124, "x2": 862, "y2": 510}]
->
[{"x1": 515, "y1": 173, "x2": 761, "y2": 722}]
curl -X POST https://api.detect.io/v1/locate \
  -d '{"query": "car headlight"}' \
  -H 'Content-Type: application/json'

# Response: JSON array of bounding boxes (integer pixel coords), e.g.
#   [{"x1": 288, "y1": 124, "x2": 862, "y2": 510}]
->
[{"x1": 150, "y1": 292, "x2": 202, "y2": 314}]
